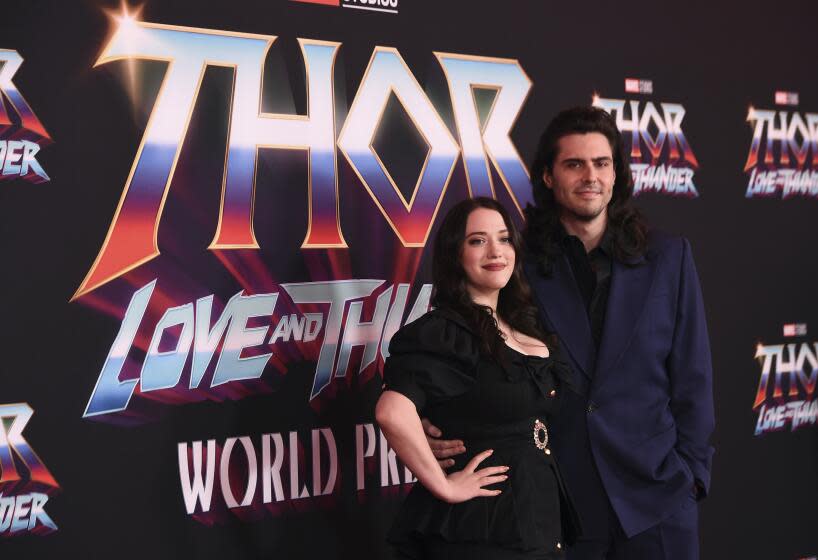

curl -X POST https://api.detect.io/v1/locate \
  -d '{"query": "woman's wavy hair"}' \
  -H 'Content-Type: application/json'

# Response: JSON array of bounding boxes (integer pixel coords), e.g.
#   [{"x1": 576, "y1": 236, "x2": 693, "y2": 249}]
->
[
  {"x1": 525, "y1": 106, "x2": 648, "y2": 274},
  {"x1": 431, "y1": 197, "x2": 550, "y2": 361}
]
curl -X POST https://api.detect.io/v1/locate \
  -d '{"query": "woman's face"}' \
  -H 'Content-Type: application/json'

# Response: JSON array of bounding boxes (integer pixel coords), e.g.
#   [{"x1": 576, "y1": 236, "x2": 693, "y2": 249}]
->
[{"x1": 460, "y1": 207, "x2": 515, "y2": 299}]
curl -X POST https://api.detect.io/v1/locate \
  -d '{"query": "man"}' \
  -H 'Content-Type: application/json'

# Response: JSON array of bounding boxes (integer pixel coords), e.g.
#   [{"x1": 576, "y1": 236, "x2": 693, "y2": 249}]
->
[{"x1": 425, "y1": 106, "x2": 714, "y2": 559}]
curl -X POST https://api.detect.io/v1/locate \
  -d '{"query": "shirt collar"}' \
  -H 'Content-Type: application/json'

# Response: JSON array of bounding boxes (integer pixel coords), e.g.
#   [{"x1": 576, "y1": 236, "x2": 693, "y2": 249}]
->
[
  {"x1": 558, "y1": 224, "x2": 613, "y2": 257},
  {"x1": 595, "y1": 228, "x2": 614, "y2": 257}
]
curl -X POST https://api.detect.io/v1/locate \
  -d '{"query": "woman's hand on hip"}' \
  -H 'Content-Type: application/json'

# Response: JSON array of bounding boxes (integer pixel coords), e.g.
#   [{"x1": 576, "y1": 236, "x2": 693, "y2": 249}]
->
[{"x1": 439, "y1": 449, "x2": 508, "y2": 503}]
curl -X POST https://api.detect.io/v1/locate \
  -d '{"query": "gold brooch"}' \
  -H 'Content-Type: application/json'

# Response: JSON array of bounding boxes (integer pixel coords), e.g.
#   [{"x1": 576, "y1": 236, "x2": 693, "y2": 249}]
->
[{"x1": 533, "y1": 419, "x2": 550, "y2": 455}]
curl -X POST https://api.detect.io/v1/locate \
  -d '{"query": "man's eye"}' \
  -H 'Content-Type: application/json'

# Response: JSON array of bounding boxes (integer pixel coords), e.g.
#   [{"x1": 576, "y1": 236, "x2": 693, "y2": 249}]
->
[{"x1": 596, "y1": 160, "x2": 611, "y2": 167}]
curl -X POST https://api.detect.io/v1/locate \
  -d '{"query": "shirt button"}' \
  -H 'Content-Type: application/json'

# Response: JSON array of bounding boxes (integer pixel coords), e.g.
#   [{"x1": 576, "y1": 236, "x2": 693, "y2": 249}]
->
[{"x1": 587, "y1": 402, "x2": 597, "y2": 413}]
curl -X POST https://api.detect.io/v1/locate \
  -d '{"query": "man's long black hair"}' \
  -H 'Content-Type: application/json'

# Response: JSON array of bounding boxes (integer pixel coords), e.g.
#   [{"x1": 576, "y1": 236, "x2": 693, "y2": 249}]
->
[{"x1": 524, "y1": 106, "x2": 648, "y2": 275}]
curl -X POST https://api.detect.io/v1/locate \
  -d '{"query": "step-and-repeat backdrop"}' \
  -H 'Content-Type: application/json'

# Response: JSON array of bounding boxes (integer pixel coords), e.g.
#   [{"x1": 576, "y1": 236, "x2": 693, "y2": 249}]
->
[{"x1": 2, "y1": 1, "x2": 816, "y2": 558}]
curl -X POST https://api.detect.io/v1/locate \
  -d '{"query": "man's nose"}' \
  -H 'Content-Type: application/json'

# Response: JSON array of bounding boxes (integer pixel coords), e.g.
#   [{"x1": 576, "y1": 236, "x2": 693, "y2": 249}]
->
[{"x1": 582, "y1": 164, "x2": 598, "y2": 183}]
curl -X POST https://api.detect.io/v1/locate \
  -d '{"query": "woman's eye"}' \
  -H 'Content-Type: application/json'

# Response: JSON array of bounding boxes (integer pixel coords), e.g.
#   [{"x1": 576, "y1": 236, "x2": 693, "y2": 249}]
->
[
  {"x1": 468, "y1": 238, "x2": 485, "y2": 246},
  {"x1": 500, "y1": 237, "x2": 511, "y2": 243}
]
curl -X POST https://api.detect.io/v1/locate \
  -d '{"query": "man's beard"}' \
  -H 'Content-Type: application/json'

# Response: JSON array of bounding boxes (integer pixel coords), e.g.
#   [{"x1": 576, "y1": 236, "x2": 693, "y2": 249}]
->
[{"x1": 562, "y1": 203, "x2": 606, "y2": 223}]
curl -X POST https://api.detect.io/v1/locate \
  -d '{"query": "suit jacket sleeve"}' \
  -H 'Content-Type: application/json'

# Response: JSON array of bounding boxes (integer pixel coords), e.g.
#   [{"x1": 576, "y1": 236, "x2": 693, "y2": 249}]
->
[{"x1": 668, "y1": 238, "x2": 715, "y2": 498}]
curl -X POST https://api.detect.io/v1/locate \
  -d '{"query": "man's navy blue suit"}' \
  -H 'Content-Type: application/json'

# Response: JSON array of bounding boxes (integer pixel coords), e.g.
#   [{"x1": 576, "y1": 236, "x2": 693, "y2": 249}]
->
[{"x1": 524, "y1": 231, "x2": 714, "y2": 553}]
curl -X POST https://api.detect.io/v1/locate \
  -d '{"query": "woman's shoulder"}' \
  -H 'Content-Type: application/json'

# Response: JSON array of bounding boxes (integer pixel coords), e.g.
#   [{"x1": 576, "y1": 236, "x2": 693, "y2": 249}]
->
[
  {"x1": 388, "y1": 308, "x2": 479, "y2": 366},
  {"x1": 394, "y1": 307, "x2": 474, "y2": 337}
]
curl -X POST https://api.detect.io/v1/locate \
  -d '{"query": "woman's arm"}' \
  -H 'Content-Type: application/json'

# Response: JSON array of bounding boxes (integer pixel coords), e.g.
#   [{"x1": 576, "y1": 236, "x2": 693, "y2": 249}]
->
[{"x1": 375, "y1": 390, "x2": 508, "y2": 504}]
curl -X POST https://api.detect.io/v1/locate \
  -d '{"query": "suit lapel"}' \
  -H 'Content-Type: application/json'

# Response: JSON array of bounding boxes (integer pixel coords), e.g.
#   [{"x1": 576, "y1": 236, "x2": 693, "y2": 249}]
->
[
  {"x1": 525, "y1": 257, "x2": 595, "y2": 379},
  {"x1": 594, "y1": 254, "x2": 656, "y2": 383}
]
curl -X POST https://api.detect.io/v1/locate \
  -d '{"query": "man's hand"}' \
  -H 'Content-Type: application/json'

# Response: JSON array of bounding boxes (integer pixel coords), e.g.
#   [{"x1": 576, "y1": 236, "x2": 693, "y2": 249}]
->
[{"x1": 421, "y1": 418, "x2": 466, "y2": 468}]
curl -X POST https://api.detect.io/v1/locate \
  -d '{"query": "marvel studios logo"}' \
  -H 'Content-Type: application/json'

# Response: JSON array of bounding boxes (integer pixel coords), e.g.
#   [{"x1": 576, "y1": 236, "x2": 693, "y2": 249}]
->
[
  {"x1": 783, "y1": 323, "x2": 807, "y2": 337},
  {"x1": 625, "y1": 78, "x2": 653, "y2": 94},
  {"x1": 774, "y1": 90, "x2": 799, "y2": 106},
  {"x1": 291, "y1": 0, "x2": 399, "y2": 13}
]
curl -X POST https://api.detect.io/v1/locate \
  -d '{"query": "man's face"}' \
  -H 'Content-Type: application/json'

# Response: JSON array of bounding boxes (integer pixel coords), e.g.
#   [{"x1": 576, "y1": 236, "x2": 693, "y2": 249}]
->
[{"x1": 542, "y1": 132, "x2": 615, "y2": 223}]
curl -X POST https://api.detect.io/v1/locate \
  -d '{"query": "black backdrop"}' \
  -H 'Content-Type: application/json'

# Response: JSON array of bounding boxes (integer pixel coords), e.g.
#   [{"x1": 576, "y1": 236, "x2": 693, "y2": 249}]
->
[{"x1": 1, "y1": 1, "x2": 816, "y2": 558}]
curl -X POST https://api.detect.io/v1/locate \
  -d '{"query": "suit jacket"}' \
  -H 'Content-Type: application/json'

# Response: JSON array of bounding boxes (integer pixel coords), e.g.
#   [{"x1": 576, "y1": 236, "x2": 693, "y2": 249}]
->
[{"x1": 524, "y1": 230, "x2": 714, "y2": 538}]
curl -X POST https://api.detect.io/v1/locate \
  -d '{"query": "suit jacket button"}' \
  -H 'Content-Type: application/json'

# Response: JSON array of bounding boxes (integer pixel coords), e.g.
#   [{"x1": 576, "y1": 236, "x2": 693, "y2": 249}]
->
[{"x1": 587, "y1": 402, "x2": 597, "y2": 413}]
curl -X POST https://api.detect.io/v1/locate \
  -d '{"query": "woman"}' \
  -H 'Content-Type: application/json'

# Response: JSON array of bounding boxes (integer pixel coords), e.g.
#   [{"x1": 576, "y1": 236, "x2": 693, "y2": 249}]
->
[{"x1": 376, "y1": 197, "x2": 580, "y2": 559}]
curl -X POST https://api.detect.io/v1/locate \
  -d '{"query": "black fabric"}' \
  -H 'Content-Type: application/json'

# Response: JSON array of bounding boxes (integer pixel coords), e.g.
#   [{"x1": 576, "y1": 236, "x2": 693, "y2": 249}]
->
[
  {"x1": 383, "y1": 309, "x2": 481, "y2": 412},
  {"x1": 382, "y1": 309, "x2": 581, "y2": 557},
  {"x1": 395, "y1": 535, "x2": 564, "y2": 560},
  {"x1": 566, "y1": 492, "x2": 699, "y2": 560},
  {"x1": 560, "y1": 231, "x2": 613, "y2": 350}
]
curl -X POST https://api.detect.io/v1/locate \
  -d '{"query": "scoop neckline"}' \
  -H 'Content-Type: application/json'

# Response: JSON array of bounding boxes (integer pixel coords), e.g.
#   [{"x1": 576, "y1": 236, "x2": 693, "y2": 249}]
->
[{"x1": 503, "y1": 343, "x2": 551, "y2": 359}]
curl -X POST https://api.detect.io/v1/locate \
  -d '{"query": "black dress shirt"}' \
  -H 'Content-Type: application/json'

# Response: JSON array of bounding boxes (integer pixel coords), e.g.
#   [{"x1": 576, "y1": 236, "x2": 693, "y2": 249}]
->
[{"x1": 560, "y1": 230, "x2": 613, "y2": 351}]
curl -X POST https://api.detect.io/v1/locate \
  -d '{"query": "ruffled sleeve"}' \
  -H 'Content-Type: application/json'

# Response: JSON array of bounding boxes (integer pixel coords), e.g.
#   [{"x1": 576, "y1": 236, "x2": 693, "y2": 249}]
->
[{"x1": 383, "y1": 310, "x2": 480, "y2": 412}]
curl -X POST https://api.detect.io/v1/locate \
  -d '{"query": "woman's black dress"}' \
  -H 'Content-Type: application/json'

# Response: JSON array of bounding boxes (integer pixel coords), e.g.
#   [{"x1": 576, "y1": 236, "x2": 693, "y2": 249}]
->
[{"x1": 382, "y1": 309, "x2": 581, "y2": 559}]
